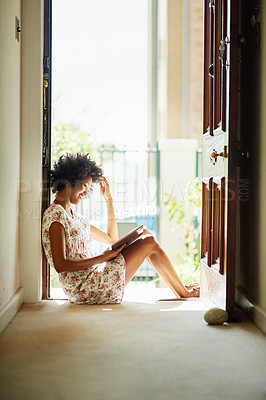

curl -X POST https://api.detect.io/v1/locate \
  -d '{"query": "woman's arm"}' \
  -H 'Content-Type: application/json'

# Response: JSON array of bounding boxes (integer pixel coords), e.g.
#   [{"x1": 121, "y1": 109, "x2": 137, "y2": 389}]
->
[
  {"x1": 95, "y1": 176, "x2": 119, "y2": 243},
  {"x1": 90, "y1": 224, "x2": 116, "y2": 244},
  {"x1": 49, "y1": 222, "x2": 124, "y2": 273},
  {"x1": 90, "y1": 224, "x2": 151, "y2": 245}
]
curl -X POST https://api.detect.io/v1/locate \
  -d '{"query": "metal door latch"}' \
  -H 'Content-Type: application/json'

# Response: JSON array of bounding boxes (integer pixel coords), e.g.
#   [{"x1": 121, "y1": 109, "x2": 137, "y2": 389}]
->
[{"x1": 210, "y1": 146, "x2": 228, "y2": 165}]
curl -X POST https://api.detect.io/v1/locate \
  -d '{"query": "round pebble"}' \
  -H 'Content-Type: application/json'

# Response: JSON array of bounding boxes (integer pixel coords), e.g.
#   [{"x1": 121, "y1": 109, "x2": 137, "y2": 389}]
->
[{"x1": 204, "y1": 307, "x2": 228, "y2": 325}]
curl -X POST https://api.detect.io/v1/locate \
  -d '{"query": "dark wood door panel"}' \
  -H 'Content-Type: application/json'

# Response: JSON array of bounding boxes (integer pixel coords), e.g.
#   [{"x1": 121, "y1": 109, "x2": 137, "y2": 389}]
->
[
  {"x1": 203, "y1": 0, "x2": 228, "y2": 136},
  {"x1": 201, "y1": 0, "x2": 238, "y2": 316},
  {"x1": 201, "y1": 176, "x2": 226, "y2": 274}
]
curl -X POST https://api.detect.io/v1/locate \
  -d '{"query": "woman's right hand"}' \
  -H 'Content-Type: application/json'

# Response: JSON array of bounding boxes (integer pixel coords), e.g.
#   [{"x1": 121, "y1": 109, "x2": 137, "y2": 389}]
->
[{"x1": 102, "y1": 244, "x2": 127, "y2": 262}]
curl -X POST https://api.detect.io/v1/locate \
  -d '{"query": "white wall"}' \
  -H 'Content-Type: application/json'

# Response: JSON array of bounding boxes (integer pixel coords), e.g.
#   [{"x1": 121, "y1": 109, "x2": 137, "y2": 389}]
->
[
  {"x1": 0, "y1": 0, "x2": 23, "y2": 322},
  {"x1": 20, "y1": 0, "x2": 43, "y2": 303},
  {"x1": 0, "y1": 0, "x2": 43, "y2": 333}
]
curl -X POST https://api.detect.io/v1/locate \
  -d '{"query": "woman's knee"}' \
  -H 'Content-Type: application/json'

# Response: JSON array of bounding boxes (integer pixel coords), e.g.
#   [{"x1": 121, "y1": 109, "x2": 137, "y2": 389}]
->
[
  {"x1": 141, "y1": 234, "x2": 159, "y2": 252},
  {"x1": 121, "y1": 234, "x2": 157, "y2": 271},
  {"x1": 121, "y1": 232, "x2": 160, "y2": 263}
]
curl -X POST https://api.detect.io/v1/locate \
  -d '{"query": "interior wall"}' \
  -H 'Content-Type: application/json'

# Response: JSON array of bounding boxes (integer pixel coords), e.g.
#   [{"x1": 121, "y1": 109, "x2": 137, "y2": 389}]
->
[
  {"x1": 20, "y1": 0, "x2": 43, "y2": 302},
  {"x1": 0, "y1": 0, "x2": 21, "y2": 310},
  {"x1": 237, "y1": 0, "x2": 266, "y2": 331}
]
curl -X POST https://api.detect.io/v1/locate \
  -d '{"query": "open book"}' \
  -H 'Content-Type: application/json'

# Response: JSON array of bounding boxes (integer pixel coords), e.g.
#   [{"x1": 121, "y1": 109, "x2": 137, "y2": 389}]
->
[{"x1": 111, "y1": 225, "x2": 144, "y2": 250}]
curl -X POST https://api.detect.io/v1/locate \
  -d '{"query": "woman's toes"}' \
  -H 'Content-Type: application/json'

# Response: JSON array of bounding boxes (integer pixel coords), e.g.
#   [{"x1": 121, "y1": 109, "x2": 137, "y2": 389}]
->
[{"x1": 187, "y1": 287, "x2": 200, "y2": 297}]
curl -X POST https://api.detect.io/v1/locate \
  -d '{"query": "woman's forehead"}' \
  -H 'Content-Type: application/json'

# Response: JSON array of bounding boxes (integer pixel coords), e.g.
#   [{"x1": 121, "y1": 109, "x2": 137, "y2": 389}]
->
[{"x1": 84, "y1": 177, "x2": 93, "y2": 185}]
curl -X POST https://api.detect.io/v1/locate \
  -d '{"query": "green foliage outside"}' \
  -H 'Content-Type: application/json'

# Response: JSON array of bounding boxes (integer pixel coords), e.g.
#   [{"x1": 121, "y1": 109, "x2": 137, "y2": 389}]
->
[
  {"x1": 51, "y1": 122, "x2": 97, "y2": 163},
  {"x1": 50, "y1": 267, "x2": 61, "y2": 288},
  {"x1": 164, "y1": 177, "x2": 202, "y2": 284}
]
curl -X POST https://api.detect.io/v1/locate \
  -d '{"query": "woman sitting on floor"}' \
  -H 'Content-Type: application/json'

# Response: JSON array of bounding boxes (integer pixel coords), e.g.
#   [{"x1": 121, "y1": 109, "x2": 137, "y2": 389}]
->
[{"x1": 42, "y1": 153, "x2": 199, "y2": 304}]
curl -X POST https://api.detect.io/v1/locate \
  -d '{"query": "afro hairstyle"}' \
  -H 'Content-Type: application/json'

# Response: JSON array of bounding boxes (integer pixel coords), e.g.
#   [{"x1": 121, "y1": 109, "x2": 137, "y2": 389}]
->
[{"x1": 50, "y1": 153, "x2": 103, "y2": 193}]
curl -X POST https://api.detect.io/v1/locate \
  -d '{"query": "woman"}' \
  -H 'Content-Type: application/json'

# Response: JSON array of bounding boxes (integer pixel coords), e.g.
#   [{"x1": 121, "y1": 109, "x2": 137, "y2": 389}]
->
[{"x1": 42, "y1": 153, "x2": 199, "y2": 304}]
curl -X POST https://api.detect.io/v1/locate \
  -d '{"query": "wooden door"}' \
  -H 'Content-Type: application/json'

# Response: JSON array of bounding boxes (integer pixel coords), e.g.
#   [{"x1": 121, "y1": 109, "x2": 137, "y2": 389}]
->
[{"x1": 201, "y1": 0, "x2": 239, "y2": 317}]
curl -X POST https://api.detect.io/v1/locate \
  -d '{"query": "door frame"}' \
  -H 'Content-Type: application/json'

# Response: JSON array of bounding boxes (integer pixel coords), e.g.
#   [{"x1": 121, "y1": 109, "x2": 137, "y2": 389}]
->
[
  {"x1": 42, "y1": 0, "x2": 52, "y2": 300},
  {"x1": 41, "y1": 0, "x2": 239, "y2": 311},
  {"x1": 225, "y1": 0, "x2": 239, "y2": 315}
]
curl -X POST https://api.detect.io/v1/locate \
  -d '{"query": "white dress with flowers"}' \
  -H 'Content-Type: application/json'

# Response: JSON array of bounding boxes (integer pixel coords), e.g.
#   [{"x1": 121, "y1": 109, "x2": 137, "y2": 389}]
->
[{"x1": 42, "y1": 204, "x2": 126, "y2": 304}]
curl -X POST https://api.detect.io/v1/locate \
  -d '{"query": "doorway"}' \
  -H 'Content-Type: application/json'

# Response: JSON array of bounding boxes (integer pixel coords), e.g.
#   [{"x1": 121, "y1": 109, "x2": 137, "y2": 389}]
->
[{"x1": 43, "y1": 0, "x2": 204, "y2": 301}]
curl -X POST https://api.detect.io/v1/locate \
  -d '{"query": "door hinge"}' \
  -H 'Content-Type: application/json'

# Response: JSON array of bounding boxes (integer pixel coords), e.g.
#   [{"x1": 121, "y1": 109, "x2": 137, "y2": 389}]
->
[
  {"x1": 42, "y1": 146, "x2": 49, "y2": 168},
  {"x1": 43, "y1": 56, "x2": 50, "y2": 69},
  {"x1": 209, "y1": 0, "x2": 215, "y2": 13}
]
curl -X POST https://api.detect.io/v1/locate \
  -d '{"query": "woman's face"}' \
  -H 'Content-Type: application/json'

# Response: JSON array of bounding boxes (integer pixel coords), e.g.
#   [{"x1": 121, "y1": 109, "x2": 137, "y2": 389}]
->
[{"x1": 69, "y1": 176, "x2": 93, "y2": 205}]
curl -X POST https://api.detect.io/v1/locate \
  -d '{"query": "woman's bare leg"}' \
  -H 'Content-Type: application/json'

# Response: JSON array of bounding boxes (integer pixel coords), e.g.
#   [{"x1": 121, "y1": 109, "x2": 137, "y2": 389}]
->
[{"x1": 121, "y1": 234, "x2": 196, "y2": 298}]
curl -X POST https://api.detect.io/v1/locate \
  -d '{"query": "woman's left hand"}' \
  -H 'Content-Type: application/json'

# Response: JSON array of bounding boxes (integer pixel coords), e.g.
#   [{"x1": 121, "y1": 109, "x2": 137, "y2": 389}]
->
[{"x1": 99, "y1": 177, "x2": 112, "y2": 201}]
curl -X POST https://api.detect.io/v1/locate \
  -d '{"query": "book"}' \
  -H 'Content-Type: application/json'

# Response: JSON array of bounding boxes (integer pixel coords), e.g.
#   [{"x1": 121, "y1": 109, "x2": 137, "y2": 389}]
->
[{"x1": 111, "y1": 225, "x2": 144, "y2": 250}]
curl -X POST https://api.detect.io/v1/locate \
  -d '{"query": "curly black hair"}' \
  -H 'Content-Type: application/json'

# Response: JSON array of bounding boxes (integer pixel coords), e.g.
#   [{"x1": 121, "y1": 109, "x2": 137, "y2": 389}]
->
[{"x1": 50, "y1": 153, "x2": 103, "y2": 193}]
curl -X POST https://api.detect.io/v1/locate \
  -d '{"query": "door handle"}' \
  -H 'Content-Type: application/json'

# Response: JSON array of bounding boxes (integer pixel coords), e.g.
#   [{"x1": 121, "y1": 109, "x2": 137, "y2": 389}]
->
[{"x1": 210, "y1": 147, "x2": 228, "y2": 165}]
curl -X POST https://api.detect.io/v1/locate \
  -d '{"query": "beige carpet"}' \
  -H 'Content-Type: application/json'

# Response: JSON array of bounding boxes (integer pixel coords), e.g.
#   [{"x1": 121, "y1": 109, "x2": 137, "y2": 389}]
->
[{"x1": 0, "y1": 299, "x2": 265, "y2": 400}]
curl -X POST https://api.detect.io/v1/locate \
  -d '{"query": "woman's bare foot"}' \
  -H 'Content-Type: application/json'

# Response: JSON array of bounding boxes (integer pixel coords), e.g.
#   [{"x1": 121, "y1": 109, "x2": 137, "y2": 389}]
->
[
  {"x1": 185, "y1": 283, "x2": 199, "y2": 290},
  {"x1": 186, "y1": 286, "x2": 200, "y2": 297},
  {"x1": 182, "y1": 283, "x2": 200, "y2": 298},
  {"x1": 158, "y1": 285, "x2": 200, "y2": 301}
]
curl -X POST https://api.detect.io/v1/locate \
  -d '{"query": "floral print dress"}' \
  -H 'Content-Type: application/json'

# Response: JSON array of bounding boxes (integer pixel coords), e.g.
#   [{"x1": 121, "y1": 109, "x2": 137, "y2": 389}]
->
[{"x1": 42, "y1": 204, "x2": 126, "y2": 305}]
